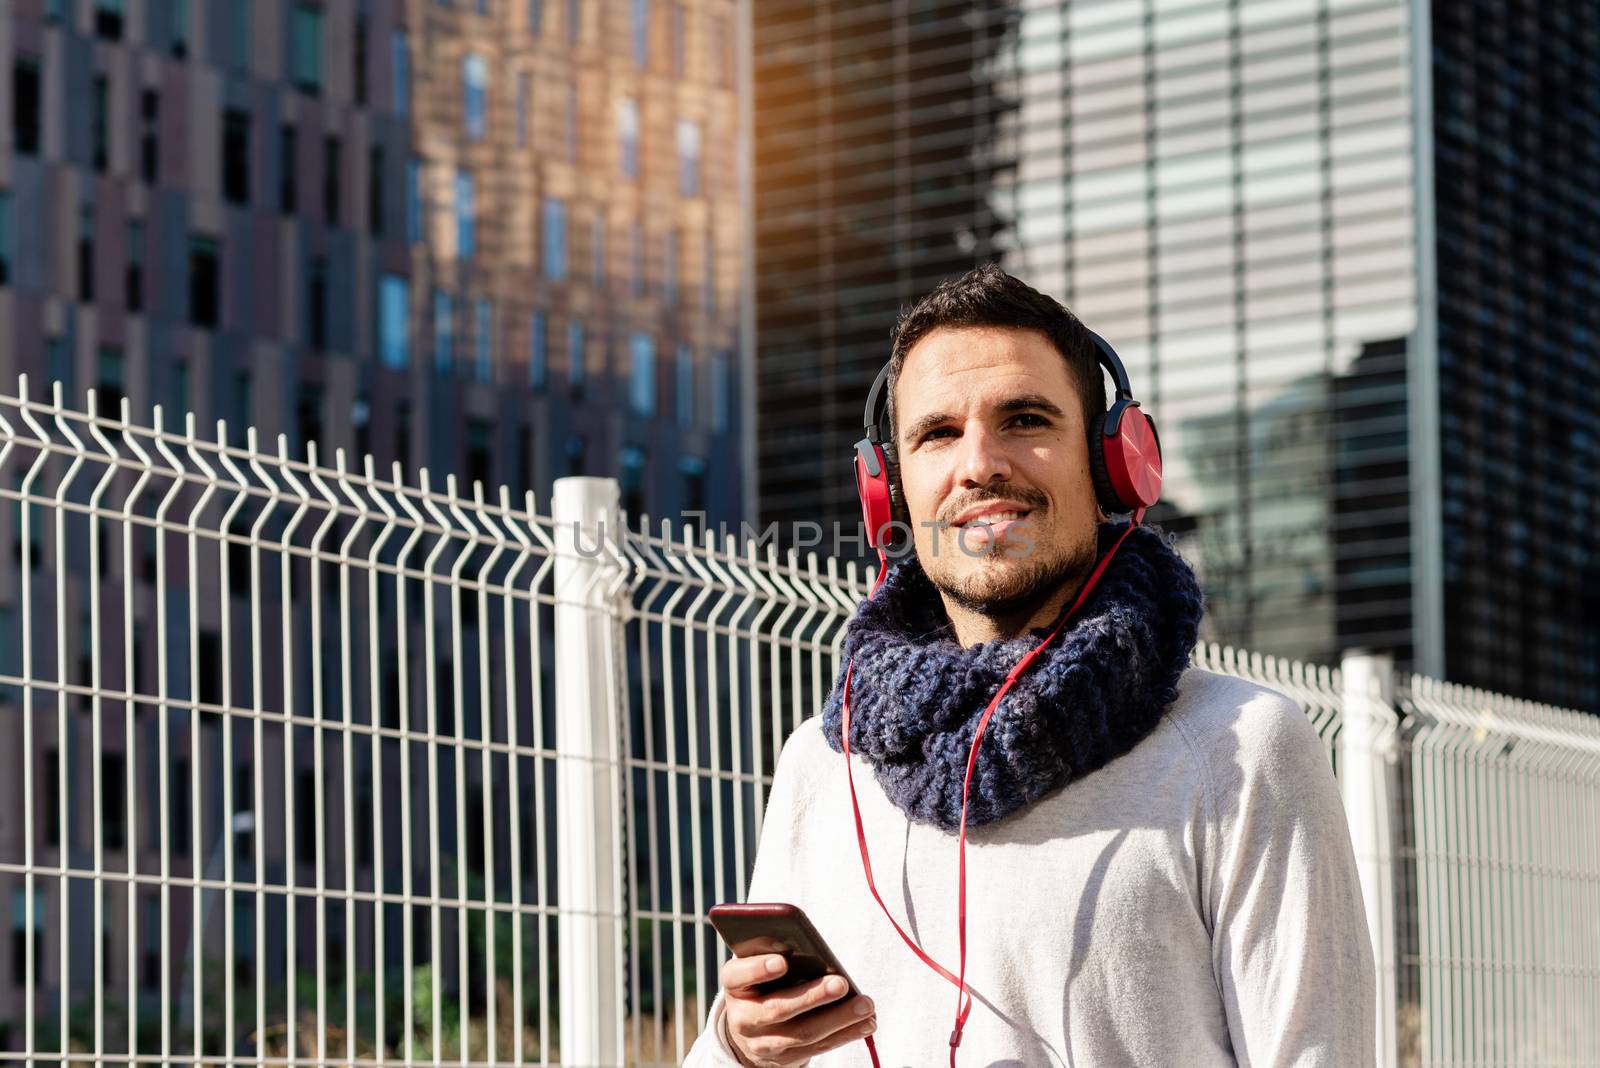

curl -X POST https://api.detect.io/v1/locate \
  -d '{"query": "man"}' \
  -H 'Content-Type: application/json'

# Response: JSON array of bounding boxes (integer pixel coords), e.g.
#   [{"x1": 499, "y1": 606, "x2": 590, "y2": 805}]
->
[{"x1": 684, "y1": 265, "x2": 1375, "y2": 1066}]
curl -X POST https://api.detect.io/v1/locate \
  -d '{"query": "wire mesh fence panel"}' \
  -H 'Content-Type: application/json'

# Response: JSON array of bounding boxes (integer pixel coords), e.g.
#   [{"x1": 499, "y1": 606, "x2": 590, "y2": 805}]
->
[
  {"x1": 1398, "y1": 673, "x2": 1600, "y2": 1068},
  {"x1": 615, "y1": 516, "x2": 865, "y2": 1066},
  {"x1": 3, "y1": 382, "x2": 1599, "y2": 1067},
  {"x1": 0, "y1": 378, "x2": 573, "y2": 1066}
]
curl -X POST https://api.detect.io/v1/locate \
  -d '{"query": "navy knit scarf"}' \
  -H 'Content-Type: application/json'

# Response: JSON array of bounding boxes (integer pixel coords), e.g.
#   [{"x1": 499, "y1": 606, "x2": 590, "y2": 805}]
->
[{"x1": 820, "y1": 520, "x2": 1205, "y2": 833}]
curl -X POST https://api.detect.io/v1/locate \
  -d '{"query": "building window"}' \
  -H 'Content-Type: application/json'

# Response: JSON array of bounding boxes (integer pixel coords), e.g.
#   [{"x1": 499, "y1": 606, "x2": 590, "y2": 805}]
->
[
  {"x1": 233, "y1": 370, "x2": 251, "y2": 447},
  {"x1": 78, "y1": 202, "x2": 95, "y2": 302},
  {"x1": 11, "y1": 890, "x2": 46, "y2": 986},
  {"x1": 664, "y1": 231, "x2": 678, "y2": 306},
  {"x1": 13, "y1": 57, "x2": 40, "y2": 156},
  {"x1": 379, "y1": 274, "x2": 410, "y2": 369},
  {"x1": 223, "y1": 107, "x2": 251, "y2": 205},
  {"x1": 0, "y1": 190, "x2": 11, "y2": 286},
  {"x1": 678, "y1": 120, "x2": 700, "y2": 197},
  {"x1": 91, "y1": 75, "x2": 109, "y2": 173},
  {"x1": 670, "y1": 3, "x2": 686, "y2": 78},
  {"x1": 474, "y1": 298, "x2": 492, "y2": 384},
  {"x1": 291, "y1": 2, "x2": 323, "y2": 94},
  {"x1": 231, "y1": 0, "x2": 251, "y2": 71},
  {"x1": 353, "y1": 10, "x2": 368, "y2": 105},
  {"x1": 565, "y1": 84, "x2": 578, "y2": 161},
  {"x1": 96, "y1": 346, "x2": 125, "y2": 420},
  {"x1": 710, "y1": 14, "x2": 731, "y2": 87},
  {"x1": 529, "y1": 310, "x2": 547, "y2": 390},
  {"x1": 189, "y1": 236, "x2": 220, "y2": 328},
  {"x1": 406, "y1": 158, "x2": 421, "y2": 244},
  {"x1": 466, "y1": 418, "x2": 492, "y2": 489},
  {"x1": 676, "y1": 343, "x2": 693, "y2": 426},
  {"x1": 169, "y1": 0, "x2": 189, "y2": 56},
  {"x1": 308, "y1": 254, "x2": 328, "y2": 350},
  {"x1": 323, "y1": 135, "x2": 341, "y2": 224},
  {"x1": 619, "y1": 445, "x2": 646, "y2": 518},
  {"x1": 94, "y1": 0, "x2": 125, "y2": 38},
  {"x1": 681, "y1": 455, "x2": 707, "y2": 516},
  {"x1": 631, "y1": 0, "x2": 649, "y2": 67},
  {"x1": 101, "y1": 750, "x2": 125, "y2": 850},
  {"x1": 170, "y1": 359, "x2": 189, "y2": 422},
  {"x1": 296, "y1": 383, "x2": 323, "y2": 457},
  {"x1": 702, "y1": 232, "x2": 715, "y2": 311},
  {"x1": 126, "y1": 219, "x2": 144, "y2": 312},
  {"x1": 368, "y1": 145, "x2": 385, "y2": 236},
  {"x1": 567, "y1": 0, "x2": 581, "y2": 43},
  {"x1": 433, "y1": 289, "x2": 452, "y2": 372},
  {"x1": 712, "y1": 349, "x2": 731, "y2": 433},
  {"x1": 45, "y1": 338, "x2": 68, "y2": 398},
  {"x1": 463, "y1": 54, "x2": 488, "y2": 141},
  {"x1": 529, "y1": 0, "x2": 543, "y2": 34},
  {"x1": 392, "y1": 31, "x2": 410, "y2": 117},
  {"x1": 279, "y1": 124, "x2": 297, "y2": 213},
  {"x1": 630, "y1": 222, "x2": 643, "y2": 296},
  {"x1": 567, "y1": 321, "x2": 585, "y2": 393},
  {"x1": 140, "y1": 89, "x2": 159, "y2": 182},
  {"x1": 542, "y1": 198, "x2": 567, "y2": 280},
  {"x1": 516, "y1": 73, "x2": 530, "y2": 148},
  {"x1": 591, "y1": 216, "x2": 606, "y2": 288},
  {"x1": 630, "y1": 333, "x2": 655, "y2": 416},
  {"x1": 618, "y1": 99, "x2": 639, "y2": 179},
  {"x1": 456, "y1": 170, "x2": 475, "y2": 260},
  {"x1": 565, "y1": 433, "x2": 586, "y2": 476}
]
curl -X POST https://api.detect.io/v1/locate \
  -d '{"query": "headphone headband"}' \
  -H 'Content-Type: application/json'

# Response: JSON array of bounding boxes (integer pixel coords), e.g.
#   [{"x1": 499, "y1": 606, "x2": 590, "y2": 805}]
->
[{"x1": 861, "y1": 328, "x2": 1138, "y2": 446}]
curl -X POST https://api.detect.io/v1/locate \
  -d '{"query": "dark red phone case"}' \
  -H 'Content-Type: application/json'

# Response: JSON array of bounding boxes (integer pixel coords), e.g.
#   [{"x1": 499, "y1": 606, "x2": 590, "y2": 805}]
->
[{"x1": 708, "y1": 902, "x2": 860, "y2": 997}]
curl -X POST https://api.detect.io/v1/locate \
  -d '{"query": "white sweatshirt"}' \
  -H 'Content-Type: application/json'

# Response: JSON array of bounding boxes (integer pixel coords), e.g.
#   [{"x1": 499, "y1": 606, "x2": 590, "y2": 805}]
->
[{"x1": 683, "y1": 666, "x2": 1376, "y2": 1067}]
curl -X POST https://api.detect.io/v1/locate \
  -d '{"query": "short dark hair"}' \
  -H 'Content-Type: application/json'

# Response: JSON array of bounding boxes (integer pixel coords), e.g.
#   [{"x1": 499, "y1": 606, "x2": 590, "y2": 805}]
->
[{"x1": 881, "y1": 264, "x2": 1106, "y2": 513}]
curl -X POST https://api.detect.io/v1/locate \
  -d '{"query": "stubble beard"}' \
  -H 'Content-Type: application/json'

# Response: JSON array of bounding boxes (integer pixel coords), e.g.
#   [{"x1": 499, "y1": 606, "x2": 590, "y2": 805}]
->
[{"x1": 924, "y1": 525, "x2": 1099, "y2": 621}]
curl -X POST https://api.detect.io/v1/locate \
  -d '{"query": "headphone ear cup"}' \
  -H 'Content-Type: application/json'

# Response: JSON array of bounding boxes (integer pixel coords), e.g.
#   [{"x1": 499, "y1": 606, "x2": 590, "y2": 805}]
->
[
  {"x1": 883, "y1": 444, "x2": 910, "y2": 529},
  {"x1": 1087, "y1": 412, "x2": 1124, "y2": 514},
  {"x1": 854, "y1": 441, "x2": 896, "y2": 549}
]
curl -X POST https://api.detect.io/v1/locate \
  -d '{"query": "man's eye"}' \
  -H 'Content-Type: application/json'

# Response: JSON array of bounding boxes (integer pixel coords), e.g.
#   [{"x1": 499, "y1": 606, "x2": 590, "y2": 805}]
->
[
  {"x1": 1011, "y1": 414, "x2": 1048, "y2": 428},
  {"x1": 922, "y1": 427, "x2": 955, "y2": 442}
]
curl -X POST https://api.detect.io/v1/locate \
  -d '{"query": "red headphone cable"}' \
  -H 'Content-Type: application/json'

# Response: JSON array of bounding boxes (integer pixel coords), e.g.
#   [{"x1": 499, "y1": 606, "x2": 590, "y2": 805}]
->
[{"x1": 840, "y1": 515, "x2": 1144, "y2": 1067}]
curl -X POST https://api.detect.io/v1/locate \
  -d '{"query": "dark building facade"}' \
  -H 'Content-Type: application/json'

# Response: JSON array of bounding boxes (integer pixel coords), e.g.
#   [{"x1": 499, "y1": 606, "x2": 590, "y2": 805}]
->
[
  {"x1": 755, "y1": 0, "x2": 1598, "y2": 712},
  {"x1": 0, "y1": 0, "x2": 750, "y2": 531},
  {"x1": 0, "y1": 0, "x2": 753, "y2": 1053},
  {"x1": 753, "y1": 1, "x2": 1018, "y2": 540},
  {"x1": 1428, "y1": 0, "x2": 1600, "y2": 710}
]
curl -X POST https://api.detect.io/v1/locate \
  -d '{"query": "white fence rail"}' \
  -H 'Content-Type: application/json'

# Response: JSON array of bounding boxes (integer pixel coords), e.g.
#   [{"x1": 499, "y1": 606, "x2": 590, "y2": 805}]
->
[{"x1": 0, "y1": 384, "x2": 1597, "y2": 1067}]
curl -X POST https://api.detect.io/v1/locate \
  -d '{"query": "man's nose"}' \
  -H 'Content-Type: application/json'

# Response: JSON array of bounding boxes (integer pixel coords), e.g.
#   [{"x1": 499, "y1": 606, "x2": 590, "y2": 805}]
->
[{"x1": 955, "y1": 423, "x2": 1012, "y2": 487}]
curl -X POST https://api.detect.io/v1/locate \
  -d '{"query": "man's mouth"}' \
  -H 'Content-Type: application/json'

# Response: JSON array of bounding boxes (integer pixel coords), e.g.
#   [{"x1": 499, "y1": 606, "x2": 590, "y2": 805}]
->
[
  {"x1": 957, "y1": 509, "x2": 1030, "y2": 529},
  {"x1": 949, "y1": 501, "x2": 1036, "y2": 529}
]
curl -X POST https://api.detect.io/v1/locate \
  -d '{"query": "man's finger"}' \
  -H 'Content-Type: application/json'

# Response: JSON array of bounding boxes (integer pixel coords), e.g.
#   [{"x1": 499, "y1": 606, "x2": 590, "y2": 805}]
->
[
  {"x1": 745, "y1": 991, "x2": 874, "y2": 1043},
  {"x1": 737, "y1": 973, "x2": 854, "y2": 1028},
  {"x1": 788, "y1": 1012, "x2": 878, "y2": 1061},
  {"x1": 721, "y1": 951, "x2": 789, "y2": 994}
]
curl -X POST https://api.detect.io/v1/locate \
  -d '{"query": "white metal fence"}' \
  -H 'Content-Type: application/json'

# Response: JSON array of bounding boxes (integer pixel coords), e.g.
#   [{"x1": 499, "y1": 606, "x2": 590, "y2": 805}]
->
[{"x1": 1, "y1": 383, "x2": 1597, "y2": 1067}]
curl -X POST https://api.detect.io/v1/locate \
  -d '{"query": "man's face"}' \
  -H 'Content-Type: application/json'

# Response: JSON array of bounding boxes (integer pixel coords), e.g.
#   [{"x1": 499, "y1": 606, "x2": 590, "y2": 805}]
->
[{"x1": 894, "y1": 325, "x2": 1102, "y2": 616}]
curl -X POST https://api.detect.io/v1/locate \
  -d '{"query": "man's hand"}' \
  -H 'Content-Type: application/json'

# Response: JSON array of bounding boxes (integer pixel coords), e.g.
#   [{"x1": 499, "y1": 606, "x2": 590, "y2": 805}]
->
[{"x1": 721, "y1": 952, "x2": 877, "y2": 1067}]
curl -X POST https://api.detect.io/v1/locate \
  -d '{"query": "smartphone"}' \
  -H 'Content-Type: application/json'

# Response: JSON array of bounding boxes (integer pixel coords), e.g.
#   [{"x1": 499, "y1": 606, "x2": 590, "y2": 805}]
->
[{"x1": 708, "y1": 902, "x2": 861, "y2": 997}]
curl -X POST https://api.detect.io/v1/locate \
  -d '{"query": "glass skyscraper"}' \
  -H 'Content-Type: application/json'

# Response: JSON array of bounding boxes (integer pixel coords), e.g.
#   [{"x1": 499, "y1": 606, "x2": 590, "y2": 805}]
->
[{"x1": 756, "y1": 0, "x2": 1598, "y2": 711}]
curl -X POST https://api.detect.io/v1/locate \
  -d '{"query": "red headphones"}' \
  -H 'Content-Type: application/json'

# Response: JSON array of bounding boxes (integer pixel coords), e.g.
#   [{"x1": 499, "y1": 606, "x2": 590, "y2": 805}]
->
[
  {"x1": 841, "y1": 327, "x2": 1163, "y2": 1067},
  {"x1": 852, "y1": 329, "x2": 1163, "y2": 545}
]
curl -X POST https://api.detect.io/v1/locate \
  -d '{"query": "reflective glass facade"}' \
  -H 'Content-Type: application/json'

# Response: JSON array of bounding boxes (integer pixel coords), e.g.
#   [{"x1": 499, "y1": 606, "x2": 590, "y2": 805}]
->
[
  {"x1": 994, "y1": 0, "x2": 1420, "y2": 663},
  {"x1": 1430, "y1": 0, "x2": 1600, "y2": 710},
  {"x1": 757, "y1": 0, "x2": 1418, "y2": 666},
  {"x1": 757, "y1": 0, "x2": 1594, "y2": 706}
]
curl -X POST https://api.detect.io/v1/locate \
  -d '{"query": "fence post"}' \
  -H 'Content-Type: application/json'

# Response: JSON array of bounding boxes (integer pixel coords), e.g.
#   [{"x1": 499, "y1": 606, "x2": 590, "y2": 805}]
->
[
  {"x1": 1340, "y1": 650, "x2": 1400, "y2": 1068},
  {"x1": 553, "y1": 476, "x2": 626, "y2": 1067}
]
